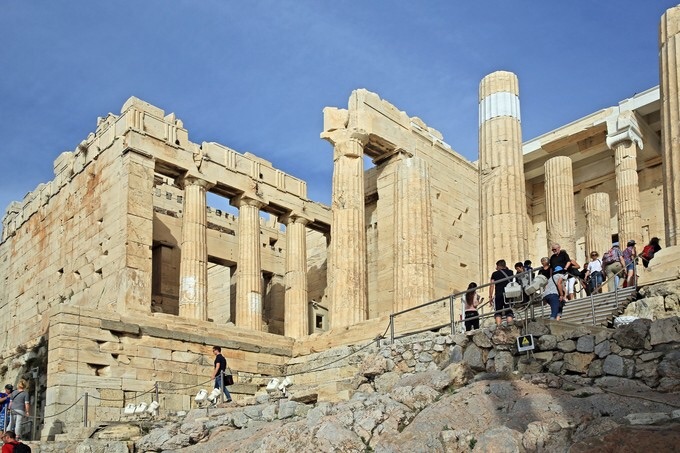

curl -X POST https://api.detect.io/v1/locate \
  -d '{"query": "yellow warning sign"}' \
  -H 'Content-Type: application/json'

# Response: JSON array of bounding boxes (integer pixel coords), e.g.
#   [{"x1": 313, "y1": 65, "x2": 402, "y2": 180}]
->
[{"x1": 517, "y1": 334, "x2": 535, "y2": 352}]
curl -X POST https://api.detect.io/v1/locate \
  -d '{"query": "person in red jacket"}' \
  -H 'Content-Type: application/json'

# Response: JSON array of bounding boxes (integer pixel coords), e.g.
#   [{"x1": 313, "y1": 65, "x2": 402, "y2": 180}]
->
[{"x1": 2, "y1": 431, "x2": 20, "y2": 453}]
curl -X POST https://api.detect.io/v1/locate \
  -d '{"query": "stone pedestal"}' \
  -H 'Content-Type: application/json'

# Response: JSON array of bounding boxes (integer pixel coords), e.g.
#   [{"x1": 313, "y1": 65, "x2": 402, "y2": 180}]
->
[
  {"x1": 479, "y1": 71, "x2": 528, "y2": 273},
  {"x1": 178, "y1": 177, "x2": 212, "y2": 320},
  {"x1": 660, "y1": 5, "x2": 680, "y2": 246},
  {"x1": 324, "y1": 129, "x2": 369, "y2": 329},
  {"x1": 584, "y1": 192, "x2": 611, "y2": 258},
  {"x1": 393, "y1": 154, "x2": 434, "y2": 312},
  {"x1": 234, "y1": 196, "x2": 265, "y2": 330},
  {"x1": 545, "y1": 156, "x2": 576, "y2": 254},
  {"x1": 283, "y1": 215, "x2": 309, "y2": 338}
]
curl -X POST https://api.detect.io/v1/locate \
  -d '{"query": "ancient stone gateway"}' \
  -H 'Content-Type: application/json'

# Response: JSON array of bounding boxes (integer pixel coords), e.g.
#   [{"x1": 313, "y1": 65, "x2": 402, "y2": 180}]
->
[{"x1": 1, "y1": 4, "x2": 680, "y2": 441}]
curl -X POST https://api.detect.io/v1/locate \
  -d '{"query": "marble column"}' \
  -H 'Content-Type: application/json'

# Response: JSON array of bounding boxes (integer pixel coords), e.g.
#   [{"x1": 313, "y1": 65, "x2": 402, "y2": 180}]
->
[
  {"x1": 660, "y1": 5, "x2": 680, "y2": 246},
  {"x1": 283, "y1": 215, "x2": 309, "y2": 338},
  {"x1": 393, "y1": 153, "x2": 434, "y2": 312},
  {"x1": 545, "y1": 156, "x2": 576, "y2": 254},
  {"x1": 234, "y1": 195, "x2": 265, "y2": 330},
  {"x1": 607, "y1": 112, "x2": 643, "y2": 248},
  {"x1": 323, "y1": 129, "x2": 369, "y2": 329},
  {"x1": 479, "y1": 71, "x2": 529, "y2": 274},
  {"x1": 584, "y1": 192, "x2": 611, "y2": 258},
  {"x1": 178, "y1": 176, "x2": 213, "y2": 320}
]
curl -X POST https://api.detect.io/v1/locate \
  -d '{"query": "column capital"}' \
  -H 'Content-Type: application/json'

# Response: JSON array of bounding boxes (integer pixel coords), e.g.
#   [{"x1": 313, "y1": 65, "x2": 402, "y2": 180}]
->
[
  {"x1": 178, "y1": 174, "x2": 215, "y2": 190},
  {"x1": 606, "y1": 110, "x2": 644, "y2": 150},
  {"x1": 232, "y1": 194, "x2": 265, "y2": 210},
  {"x1": 279, "y1": 212, "x2": 311, "y2": 226},
  {"x1": 321, "y1": 128, "x2": 369, "y2": 158}
]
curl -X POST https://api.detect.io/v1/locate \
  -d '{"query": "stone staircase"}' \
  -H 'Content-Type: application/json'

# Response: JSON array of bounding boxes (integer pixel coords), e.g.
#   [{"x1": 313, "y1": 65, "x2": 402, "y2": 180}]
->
[{"x1": 517, "y1": 286, "x2": 638, "y2": 327}]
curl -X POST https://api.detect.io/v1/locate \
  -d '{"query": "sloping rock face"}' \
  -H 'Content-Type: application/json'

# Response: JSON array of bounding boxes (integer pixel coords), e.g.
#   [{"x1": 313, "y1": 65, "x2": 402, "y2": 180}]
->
[{"x1": 131, "y1": 320, "x2": 680, "y2": 452}]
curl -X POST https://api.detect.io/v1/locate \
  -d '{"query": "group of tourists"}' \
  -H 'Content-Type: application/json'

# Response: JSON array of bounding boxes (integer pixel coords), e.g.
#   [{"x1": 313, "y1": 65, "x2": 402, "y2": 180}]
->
[
  {"x1": 0, "y1": 380, "x2": 31, "y2": 452},
  {"x1": 461, "y1": 236, "x2": 663, "y2": 332}
]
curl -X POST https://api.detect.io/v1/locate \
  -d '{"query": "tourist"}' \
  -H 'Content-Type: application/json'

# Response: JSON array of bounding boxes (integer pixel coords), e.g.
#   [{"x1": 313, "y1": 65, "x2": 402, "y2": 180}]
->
[
  {"x1": 210, "y1": 346, "x2": 232, "y2": 404},
  {"x1": 488, "y1": 260, "x2": 514, "y2": 326},
  {"x1": 463, "y1": 282, "x2": 482, "y2": 332},
  {"x1": 622, "y1": 240, "x2": 637, "y2": 287},
  {"x1": 543, "y1": 266, "x2": 565, "y2": 320},
  {"x1": 6, "y1": 380, "x2": 29, "y2": 439},
  {"x1": 585, "y1": 251, "x2": 604, "y2": 294},
  {"x1": 549, "y1": 243, "x2": 572, "y2": 273},
  {"x1": 538, "y1": 257, "x2": 551, "y2": 279},
  {"x1": 603, "y1": 242, "x2": 625, "y2": 291},
  {"x1": 1, "y1": 430, "x2": 21, "y2": 453},
  {"x1": 564, "y1": 258, "x2": 581, "y2": 301},
  {"x1": 0, "y1": 385, "x2": 11, "y2": 432},
  {"x1": 640, "y1": 237, "x2": 662, "y2": 268}
]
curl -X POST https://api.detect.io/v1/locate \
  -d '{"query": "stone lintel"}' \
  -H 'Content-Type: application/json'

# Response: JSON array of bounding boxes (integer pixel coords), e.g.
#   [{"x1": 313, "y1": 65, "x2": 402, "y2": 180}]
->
[
  {"x1": 100, "y1": 320, "x2": 141, "y2": 335},
  {"x1": 121, "y1": 146, "x2": 154, "y2": 160}
]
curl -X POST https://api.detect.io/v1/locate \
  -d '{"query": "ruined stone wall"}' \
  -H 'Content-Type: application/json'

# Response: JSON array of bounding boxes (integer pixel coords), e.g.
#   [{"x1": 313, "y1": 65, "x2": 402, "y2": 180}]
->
[{"x1": 43, "y1": 304, "x2": 293, "y2": 439}]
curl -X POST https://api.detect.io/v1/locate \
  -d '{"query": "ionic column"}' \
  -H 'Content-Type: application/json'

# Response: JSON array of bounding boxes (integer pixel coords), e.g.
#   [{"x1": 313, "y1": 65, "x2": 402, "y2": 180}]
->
[
  {"x1": 178, "y1": 176, "x2": 213, "y2": 320},
  {"x1": 394, "y1": 153, "x2": 434, "y2": 312},
  {"x1": 545, "y1": 156, "x2": 576, "y2": 254},
  {"x1": 660, "y1": 5, "x2": 680, "y2": 246},
  {"x1": 584, "y1": 192, "x2": 611, "y2": 258},
  {"x1": 283, "y1": 215, "x2": 309, "y2": 338},
  {"x1": 323, "y1": 129, "x2": 369, "y2": 328},
  {"x1": 234, "y1": 195, "x2": 265, "y2": 330},
  {"x1": 607, "y1": 111, "x2": 643, "y2": 247},
  {"x1": 479, "y1": 71, "x2": 528, "y2": 274}
]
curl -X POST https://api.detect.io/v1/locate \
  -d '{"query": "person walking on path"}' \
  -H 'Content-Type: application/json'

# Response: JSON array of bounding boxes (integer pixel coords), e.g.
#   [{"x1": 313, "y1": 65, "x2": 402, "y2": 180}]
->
[
  {"x1": 622, "y1": 240, "x2": 637, "y2": 288},
  {"x1": 463, "y1": 282, "x2": 482, "y2": 332},
  {"x1": 603, "y1": 242, "x2": 625, "y2": 292},
  {"x1": 211, "y1": 346, "x2": 232, "y2": 404},
  {"x1": 488, "y1": 260, "x2": 515, "y2": 326},
  {"x1": 0, "y1": 384, "x2": 12, "y2": 432}
]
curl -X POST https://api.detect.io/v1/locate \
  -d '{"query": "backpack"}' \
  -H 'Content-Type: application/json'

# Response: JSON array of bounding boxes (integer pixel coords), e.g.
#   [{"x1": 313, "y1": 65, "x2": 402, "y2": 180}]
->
[
  {"x1": 640, "y1": 244, "x2": 655, "y2": 261},
  {"x1": 602, "y1": 248, "x2": 617, "y2": 266},
  {"x1": 14, "y1": 442, "x2": 31, "y2": 453}
]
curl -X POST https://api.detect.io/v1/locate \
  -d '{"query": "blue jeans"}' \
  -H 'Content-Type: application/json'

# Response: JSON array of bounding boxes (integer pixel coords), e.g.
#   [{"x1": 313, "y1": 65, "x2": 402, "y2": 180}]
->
[
  {"x1": 214, "y1": 376, "x2": 232, "y2": 401},
  {"x1": 590, "y1": 271, "x2": 603, "y2": 292},
  {"x1": 544, "y1": 293, "x2": 560, "y2": 319}
]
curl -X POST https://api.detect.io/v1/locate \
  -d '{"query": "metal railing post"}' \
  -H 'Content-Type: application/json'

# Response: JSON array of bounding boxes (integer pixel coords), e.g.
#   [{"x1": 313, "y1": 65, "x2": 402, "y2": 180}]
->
[
  {"x1": 155, "y1": 381, "x2": 159, "y2": 404},
  {"x1": 83, "y1": 392, "x2": 88, "y2": 427},
  {"x1": 389, "y1": 314, "x2": 395, "y2": 344},
  {"x1": 590, "y1": 292, "x2": 596, "y2": 326},
  {"x1": 449, "y1": 295, "x2": 455, "y2": 334},
  {"x1": 220, "y1": 371, "x2": 225, "y2": 404}
]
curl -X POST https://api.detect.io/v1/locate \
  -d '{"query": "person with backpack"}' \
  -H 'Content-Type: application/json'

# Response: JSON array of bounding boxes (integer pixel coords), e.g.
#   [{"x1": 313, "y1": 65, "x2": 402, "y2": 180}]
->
[
  {"x1": 488, "y1": 259, "x2": 515, "y2": 326},
  {"x1": 543, "y1": 266, "x2": 566, "y2": 320},
  {"x1": 640, "y1": 237, "x2": 662, "y2": 268},
  {"x1": 603, "y1": 242, "x2": 625, "y2": 292},
  {"x1": 622, "y1": 240, "x2": 637, "y2": 287},
  {"x1": 584, "y1": 251, "x2": 604, "y2": 294},
  {"x1": 2, "y1": 430, "x2": 30, "y2": 452}
]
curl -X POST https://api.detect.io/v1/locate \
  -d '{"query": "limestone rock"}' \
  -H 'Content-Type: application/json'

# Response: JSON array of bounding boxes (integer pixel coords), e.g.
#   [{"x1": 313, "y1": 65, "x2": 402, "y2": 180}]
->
[
  {"x1": 612, "y1": 318, "x2": 651, "y2": 349},
  {"x1": 603, "y1": 355, "x2": 635, "y2": 378},
  {"x1": 463, "y1": 343, "x2": 486, "y2": 371},
  {"x1": 360, "y1": 353, "x2": 388, "y2": 377},
  {"x1": 491, "y1": 325, "x2": 520, "y2": 345},
  {"x1": 649, "y1": 316, "x2": 680, "y2": 345},
  {"x1": 576, "y1": 335, "x2": 595, "y2": 353},
  {"x1": 564, "y1": 352, "x2": 595, "y2": 374}
]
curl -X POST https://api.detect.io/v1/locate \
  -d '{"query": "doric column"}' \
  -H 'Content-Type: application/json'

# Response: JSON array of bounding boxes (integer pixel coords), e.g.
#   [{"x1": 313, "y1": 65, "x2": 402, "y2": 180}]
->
[
  {"x1": 607, "y1": 111, "x2": 643, "y2": 247},
  {"x1": 660, "y1": 5, "x2": 680, "y2": 246},
  {"x1": 545, "y1": 156, "x2": 576, "y2": 254},
  {"x1": 178, "y1": 176, "x2": 213, "y2": 320},
  {"x1": 234, "y1": 195, "x2": 265, "y2": 330},
  {"x1": 584, "y1": 192, "x2": 611, "y2": 258},
  {"x1": 393, "y1": 153, "x2": 434, "y2": 312},
  {"x1": 323, "y1": 128, "x2": 369, "y2": 328},
  {"x1": 479, "y1": 71, "x2": 528, "y2": 274},
  {"x1": 283, "y1": 215, "x2": 309, "y2": 338}
]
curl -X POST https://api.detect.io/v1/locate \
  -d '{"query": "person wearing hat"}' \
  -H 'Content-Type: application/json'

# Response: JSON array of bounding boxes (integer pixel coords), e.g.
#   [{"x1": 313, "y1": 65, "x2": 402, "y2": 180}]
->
[
  {"x1": 622, "y1": 240, "x2": 637, "y2": 287},
  {"x1": 543, "y1": 265, "x2": 566, "y2": 320},
  {"x1": 603, "y1": 242, "x2": 625, "y2": 292},
  {"x1": 0, "y1": 384, "x2": 11, "y2": 431}
]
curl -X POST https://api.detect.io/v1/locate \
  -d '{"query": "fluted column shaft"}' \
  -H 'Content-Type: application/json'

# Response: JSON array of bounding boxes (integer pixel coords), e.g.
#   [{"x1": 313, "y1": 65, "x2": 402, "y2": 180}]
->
[
  {"x1": 284, "y1": 216, "x2": 309, "y2": 338},
  {"x1": 179, "y1": 177, "x2": 212, "y2": 320},
  {"x1": 584, "y1": 192, "x2": 611, "y2": 258},
  {"x1": 545, "y1": 156, "x2": 576, "y2": 253},
  {"x1": 394, "y1": 154, "x2": 434, "y2": 312},
  {"x1": 660, "y1": 5, "x2": 680, "y2": 246},
  {"x1": 479, "y1": 71, "x2": 528, "y2": 274},
  {"x1": 613, "y1": 139, "x2": 642, "y2": 247},
  {"x1": 326, "y1": 129, "x2": 369, "y2": 328},
  {"x1": 235, "y1": 196, "x2": 265, "y2": 330}
]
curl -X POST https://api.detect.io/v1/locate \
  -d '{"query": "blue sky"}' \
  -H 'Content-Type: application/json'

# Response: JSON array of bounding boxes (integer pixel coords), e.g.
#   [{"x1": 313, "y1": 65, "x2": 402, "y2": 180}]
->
[{"x1": 0, "y1": 1, "x2": 675, "y2": 218}]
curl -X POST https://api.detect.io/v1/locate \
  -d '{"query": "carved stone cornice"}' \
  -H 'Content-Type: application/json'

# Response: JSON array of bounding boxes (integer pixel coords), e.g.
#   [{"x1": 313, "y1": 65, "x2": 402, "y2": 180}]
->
[
  {"x1": 321, "y1": 128, "x2": 369, "y2": 158},
  {"x1": 606, "y1": 111, "x2": 644, "y2": 150}
]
